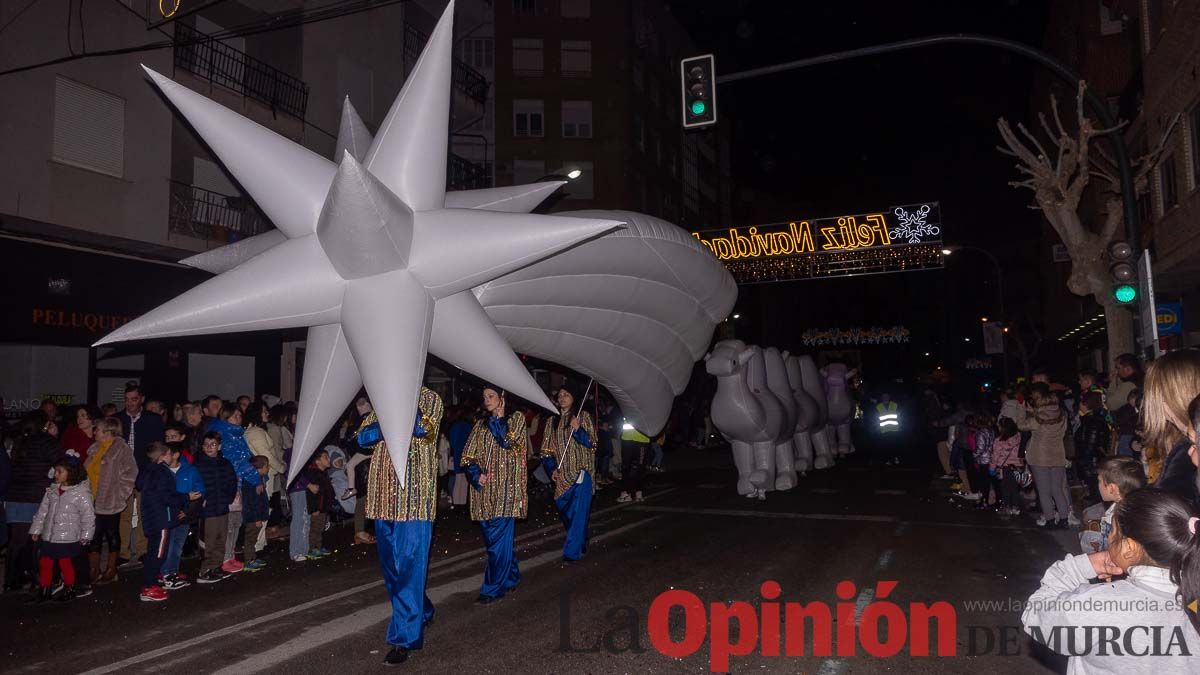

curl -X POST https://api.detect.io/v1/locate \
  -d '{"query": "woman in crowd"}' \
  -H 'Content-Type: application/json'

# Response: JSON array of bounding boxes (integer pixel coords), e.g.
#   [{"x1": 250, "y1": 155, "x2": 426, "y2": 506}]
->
[
  {"x1": 62, "y1": 405, "x2": 100, "y2": 463},
  {"x1": 84, "y1": 417, "x2": 137, "y2": 585},
  {"x1": 209, "y1": 403, "x2": 263, "y2": 572},
  {"x1": 242, "y1": 402, "x2": 282, "y2": 551},
  {"x1": 1141, "y1": 351, "x2": 1200, "y2": 509},
  {"x1": 461, "y1": 386, "x2": 528, "y2": 604},
  {"x1": 1019, "y1": 385, "x2": 1074, "y2": 528},
  {"x1": 5, "y1": 412, "x2": 62, "y2": 592},
  {"x1": 539, "y1": 384, "x2": 596, "y2": 563},
  {"x1": 265, "y1": 404, "x2": 294, "y2": 532},
  {"x1": 182, "y1": 403, "x2": 205, "y2": 458}
]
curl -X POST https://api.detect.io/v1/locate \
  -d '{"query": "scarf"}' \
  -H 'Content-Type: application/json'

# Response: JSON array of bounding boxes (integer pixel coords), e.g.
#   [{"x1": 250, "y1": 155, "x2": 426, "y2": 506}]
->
[{"x1": 87, "y1": 439, "x2": 114, "y2": 497}]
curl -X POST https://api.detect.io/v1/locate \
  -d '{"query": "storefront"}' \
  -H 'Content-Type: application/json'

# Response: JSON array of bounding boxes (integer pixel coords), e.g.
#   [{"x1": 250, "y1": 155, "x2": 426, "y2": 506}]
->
[{"x1": 0, "y1": 236, "x2": 285, "y2": 418}]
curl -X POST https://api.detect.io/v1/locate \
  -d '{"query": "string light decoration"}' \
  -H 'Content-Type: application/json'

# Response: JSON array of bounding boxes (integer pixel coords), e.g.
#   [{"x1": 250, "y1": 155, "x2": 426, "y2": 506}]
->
[{"x1": 693, "y1": 203, "x2": 944, "y2": 284}]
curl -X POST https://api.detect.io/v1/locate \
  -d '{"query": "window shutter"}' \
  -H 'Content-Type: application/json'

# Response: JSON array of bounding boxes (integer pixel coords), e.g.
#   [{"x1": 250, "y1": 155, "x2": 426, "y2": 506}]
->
[{"x1": 53, "y1": 77, "x2": 125, "y2": 178}]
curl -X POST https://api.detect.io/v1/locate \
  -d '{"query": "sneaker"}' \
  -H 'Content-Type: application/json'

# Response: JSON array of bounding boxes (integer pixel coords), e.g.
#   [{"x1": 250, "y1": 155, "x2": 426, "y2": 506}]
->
[
  {"x1": 245, "y1": 559, "x2": 268, "y2": 572},
  {"x1": 74, "y1": 584, "x2": 94, "y2": 599},
  {"x1": 221, "y1": 559, "x2": 245, "y2": 574},
  {"x1": 162, "y1": 574, "x2": 191, "y2": 590},
  {"x1": 634, "y1": 491, "x2": 645, "y2": 502},
  {"x1": 616, "y1": 492, "x2": 633, "y2": 503},
  {"x1": 306, "y1": 549, "x2": 327, "y2": 560},
  {"x1": 1036, "y1": 517, "x2": 1050, "y2": 527},
  {"x1": 292, "y1": 554, "x2": 308, "y2": 563},
  {"x1": 318, "y1": 547, "x2": 332, "y2": 556},
  {"x1": 197, "y1": 569, "x2": 230, "y2": 584},
  {"x1": 140, "y1": 586, "x2": 168, "y2": 602},
  {"x1": 55, "y1": 586, "x2": 79, "y2": 602},
  {"x1": 383, "y1": 647, "x2": 410, "y2": 666},
  {"x1": 1066, "y1": 513, "x2": 1081, "y2": 527}
]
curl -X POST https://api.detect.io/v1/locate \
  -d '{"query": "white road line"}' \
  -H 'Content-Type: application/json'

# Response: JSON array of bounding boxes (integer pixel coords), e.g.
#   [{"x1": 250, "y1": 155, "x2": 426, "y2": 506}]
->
[
  {"x1": 210, "y1": 517, "x2": 662, "y2": 675},
  {"x1": 78, "y1": 490, "x2": 675, "y2": 675},
  {"x1": 874, "y1": 549, "x2": 895, "y2": 572},
  {"x1": 630, "y1": 505, "x2": 896, "y2": 523},
  {"x1": 817, "y1": 659, "x2": 848, "y2": 675},
  {"x1": 854, "y1": 587, "x2": 875, "y2": 625}
]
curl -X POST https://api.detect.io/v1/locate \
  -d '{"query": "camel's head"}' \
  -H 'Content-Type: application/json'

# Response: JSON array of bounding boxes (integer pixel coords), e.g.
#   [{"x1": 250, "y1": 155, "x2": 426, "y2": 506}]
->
[{"x1": 705, "y1": 339, "x2": 751, "y2": 377}]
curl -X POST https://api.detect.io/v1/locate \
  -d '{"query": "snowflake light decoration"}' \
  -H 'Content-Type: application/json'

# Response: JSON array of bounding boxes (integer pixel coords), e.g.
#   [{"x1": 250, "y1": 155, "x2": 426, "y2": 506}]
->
[{"x1": 890, "y1": 204, "x2": 939, "y2": 244}]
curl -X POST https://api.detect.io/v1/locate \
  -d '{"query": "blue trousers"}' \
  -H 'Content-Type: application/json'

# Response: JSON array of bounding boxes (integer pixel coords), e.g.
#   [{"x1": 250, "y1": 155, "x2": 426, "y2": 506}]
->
[
  {"x1": 555, "y1": 471, "x2": 593, "y2": 561},
  {"x1": 160, "y1": 524, "x2": 191, "y2": 576},
  {"x1": 376, "y1": 519, "x2": 435, "y2": 649},
  {"x1": 478, "y1": 517, "x2": 520, "y2": 598}
]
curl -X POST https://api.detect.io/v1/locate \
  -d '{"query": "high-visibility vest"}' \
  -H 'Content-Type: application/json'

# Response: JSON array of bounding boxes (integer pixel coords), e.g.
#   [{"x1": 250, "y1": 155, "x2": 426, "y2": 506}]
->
[
  {"x1": 877, "y1": 402, "x2": 900, "y2": 433},
  {"x1": 621, "y1": 421, "x2": 650, "y2": 443}
]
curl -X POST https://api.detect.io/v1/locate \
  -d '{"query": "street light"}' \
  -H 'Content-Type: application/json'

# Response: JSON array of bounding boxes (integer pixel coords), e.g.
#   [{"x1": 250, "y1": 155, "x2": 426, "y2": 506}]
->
[
  {"x1": 566, "y1": 168, "x2": 582, "y2": 180},
  {"x1": 943, "y1": 244, "x2": 1009, "y2": 385},
  {"x1": 732, "y1": 313, "x2": 741, "y2": 319}
]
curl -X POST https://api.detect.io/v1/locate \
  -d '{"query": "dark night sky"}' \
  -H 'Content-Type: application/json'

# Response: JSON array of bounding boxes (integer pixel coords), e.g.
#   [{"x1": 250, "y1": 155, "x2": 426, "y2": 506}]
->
[{"x1": 668, "y1": 0, "x2": 1053, "y2": 384}]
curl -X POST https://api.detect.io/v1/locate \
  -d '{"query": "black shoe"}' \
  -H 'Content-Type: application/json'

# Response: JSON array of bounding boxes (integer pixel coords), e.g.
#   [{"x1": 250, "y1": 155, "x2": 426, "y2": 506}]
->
[
  {"x1": 475, "y1": 594, "x2": 500, "y2": 605},
  {"x1": 74, "y1": 584, "x2": 94, "y2": 599},
  {"x1": 383, "y1": 647, "x2": 409, "y2": 665},
  {"x1": 25, "y1": 587, "x2": 53, "y2": 605},
  {"x1": 55, "y1": 586, "x2": 78, "y2": 602}
]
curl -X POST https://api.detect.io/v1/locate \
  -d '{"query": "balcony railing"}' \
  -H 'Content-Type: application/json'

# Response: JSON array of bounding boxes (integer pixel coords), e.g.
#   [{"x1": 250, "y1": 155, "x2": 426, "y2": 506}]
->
[
  {"x1": 403, "y1": 22, "x2": 489, "y2": 105},
  {"x1": 168, "y1": 180, "x2": 272, "y2": 244},
  {"x1": 174, "y1": 22, "x2": 310, "y2": 120},
  {"x1": 448, "y1": 153, "x2": 490, "y2": 190}
]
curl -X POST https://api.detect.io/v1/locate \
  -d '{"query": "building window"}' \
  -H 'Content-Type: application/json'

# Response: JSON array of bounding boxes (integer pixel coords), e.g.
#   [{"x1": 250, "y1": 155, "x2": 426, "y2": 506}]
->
[
  {"x1": 1190, "y1": 101, "x2": 1200, "y2": 190},
  {"x1": 561, "y1": 0, "x2": 589, "y2": 18},
  {"x1": 561, "y1": 100, "x2": 593, "y2": 138},
  {"x1": 1160, "y1": 154, "x2": 1178, "y2": 212},
  {"x1": 513, "y1": 38, "x2": 544, "y2": 76},
  {"x1": 560, "y1": 161, "x2": 594, "y2": 199},
  {"x1": 561, "y1": 40, "x2": 591, "y2": 77},
  {"x1": 52, "y1": 76, "x2": 125, "y2": 178},
  {"x1": 461, "y1": 38, "x2": 494, "y2": 70},
  {"x1": 513, "y1": 0, "x2": 538, "y2": 15},
  {"x1": 513, "y1": 99, "x2": 544, "y2": 137},
  {"x1": 1098, "y1": 1, "x2": 1124, "y2": 36},
  {"x1": 337, "y1": 56, "x2": 374, "y2": 123},
  {"x1": 513, "y1": 159, "x2": 545, "y2": 185}
]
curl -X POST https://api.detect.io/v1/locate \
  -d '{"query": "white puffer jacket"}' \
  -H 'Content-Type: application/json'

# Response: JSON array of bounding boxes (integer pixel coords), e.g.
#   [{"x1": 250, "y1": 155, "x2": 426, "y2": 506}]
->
[{"x1": 29, "y1": 482, "x2": 96, "y2": 544}]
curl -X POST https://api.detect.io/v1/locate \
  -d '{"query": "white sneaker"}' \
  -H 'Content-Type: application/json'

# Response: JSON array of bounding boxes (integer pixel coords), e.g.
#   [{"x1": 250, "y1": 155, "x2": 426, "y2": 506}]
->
[
  {"x1": 958, "y1": 491, "x2": 981, "y2": 501},
  {"x1": 1035, "y1": 516, "x2": 1048, "y2": 526},
  {"x1": 616, "y1": 492, "x2": 632, "y2": 503},
  {"x1": 1066, "y1": 513, "x2": 1080, "y2": 527},
  {"x1": 292, "y1": 554, "x2": 307, "y2": 562}
]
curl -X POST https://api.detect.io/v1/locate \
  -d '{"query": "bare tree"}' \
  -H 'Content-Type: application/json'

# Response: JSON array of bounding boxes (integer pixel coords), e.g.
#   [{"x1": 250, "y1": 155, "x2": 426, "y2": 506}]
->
[{"x1": 996, "y1": 81, "x2": 1178, "y2": 358}]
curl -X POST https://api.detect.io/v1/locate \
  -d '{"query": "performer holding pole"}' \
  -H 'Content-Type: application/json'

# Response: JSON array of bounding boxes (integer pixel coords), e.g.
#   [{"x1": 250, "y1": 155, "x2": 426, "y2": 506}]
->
[
  {"x1": 539, "y1": 381, "x2": 596, "y2": 563},
  {"x1": 355, "y1": 387, "x2": 444, "y2": 666},
  {"x1": 461, "y1": 386, "x2": 527, "y2": 605}
]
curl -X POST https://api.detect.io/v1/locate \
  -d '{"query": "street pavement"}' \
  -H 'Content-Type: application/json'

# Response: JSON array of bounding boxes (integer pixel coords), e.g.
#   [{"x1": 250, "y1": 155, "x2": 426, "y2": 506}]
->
[{"x1": 1, "y1": 446, "x2": 1077, "y2": 674}]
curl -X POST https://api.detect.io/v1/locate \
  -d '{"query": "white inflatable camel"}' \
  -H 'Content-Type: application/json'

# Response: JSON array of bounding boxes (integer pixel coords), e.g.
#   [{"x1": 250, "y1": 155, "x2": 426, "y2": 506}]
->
[
  {"x1": 783, "y1": 351, "x2": 820, "y2": 473},
  {"x1": 763, "y1": 347, "x2": 799, "y2": 488},
  {"x1": 798, "y1": 354, "x2": 835, "y2": 469},
  {"x1": 822, "y1": 362, "x2": 858, "y2": 456},
  {"x1": 706, "y1": 340, "x2": 788, "y2": 498}
]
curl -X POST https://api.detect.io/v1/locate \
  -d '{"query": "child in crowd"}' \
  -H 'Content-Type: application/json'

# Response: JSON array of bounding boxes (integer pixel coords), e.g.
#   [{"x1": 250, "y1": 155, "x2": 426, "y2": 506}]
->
[
  {"x1": 1081, "y1": 456, "x2": 1147, "y2": 553},
  {"x1": 1022, "y1": 489, "x2": 1200, "y2": 672},
  {"x1": 135, "y1": 442, "x2": 188, "y2": 602},
  {"x1": 241, "y1": 456, "x2": 271, "y2": 571},
  {"x1": 287, "y1": 459, "x2": 312, "y2": 562},
  {"x1": 951, "y1": 414, "x2": 979, "y2": 500},
  {"x1": 27, "y1": 458, "x2": 95, "y2": 603},
  {"x1": 971, "y1": 414, "x2": 995, "y2": 508},
  {"x1": 193, "y1": 432, "x2": 237, "y2": 584},
  {"x1": 1074, "y1": 391, "x2": 1110, "y2": 503},
  {"x1": 989, "y1": 417, "x2": 1024, "y2": 516},
  {"x1": 164, "y1": 422, "x2": 193, "y2": 462},
  {"x1": 159, "y1": 441, "x2": 204, "y2": 590},
  {"x1": 1112, "y1": 389, "x2": 1140, "y2": 458},
  {"x1": 304, "y1": 449, "x2": 334, "y2": 560}
]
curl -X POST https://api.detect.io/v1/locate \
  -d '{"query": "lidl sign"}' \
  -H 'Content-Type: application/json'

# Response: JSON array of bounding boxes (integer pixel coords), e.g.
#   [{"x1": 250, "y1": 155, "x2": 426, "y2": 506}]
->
[{"x1": 1156, "y1": 302, "x2": 1182, "y2": 336}]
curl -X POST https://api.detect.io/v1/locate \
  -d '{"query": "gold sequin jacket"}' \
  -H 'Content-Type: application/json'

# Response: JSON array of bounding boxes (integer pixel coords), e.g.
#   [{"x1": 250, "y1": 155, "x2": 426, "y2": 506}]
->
[
  {"x1": 362, "y1": 387, "x2": 444, "y2": 522},
  {"x1": 539, "y1": 411, "x2": 596, "y2": 499},
  {"x1": 461, "y1": 411, "x2": 528, "y2": 521}
]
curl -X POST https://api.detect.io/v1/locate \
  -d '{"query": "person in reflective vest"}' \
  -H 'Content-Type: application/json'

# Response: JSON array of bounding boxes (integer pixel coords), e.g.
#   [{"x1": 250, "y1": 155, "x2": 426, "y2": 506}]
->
[{"x1": 877, "y1": 393, "x2": 900, "y2": 434}]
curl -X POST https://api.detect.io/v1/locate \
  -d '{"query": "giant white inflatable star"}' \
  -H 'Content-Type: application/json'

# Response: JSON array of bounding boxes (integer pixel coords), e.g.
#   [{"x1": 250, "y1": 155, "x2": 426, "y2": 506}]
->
[{"x1": 96, "y1": 1, "x2": 623, "y2": 483}]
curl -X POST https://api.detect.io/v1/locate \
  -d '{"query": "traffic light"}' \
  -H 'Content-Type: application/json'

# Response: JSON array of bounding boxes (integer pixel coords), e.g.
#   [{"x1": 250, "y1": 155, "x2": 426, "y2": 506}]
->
[
  {"x1": 680, "y1": 54, "x2": 717, "y2": 129},
  {"x1": 1108, "y1": 240, "x2": 1137, "y2": 304}
]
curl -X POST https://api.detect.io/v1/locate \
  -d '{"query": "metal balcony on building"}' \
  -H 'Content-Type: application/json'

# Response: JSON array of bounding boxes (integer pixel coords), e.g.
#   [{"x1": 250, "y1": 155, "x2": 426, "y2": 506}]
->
[
  {"x1": 403, "y1": 22, "x2": 489, "y2": 105},
  {"x1": 168, "y1": 180, "x2": 272, "y2": 246},
  {"x1": 448, "y1": 153, "x2": 490, "y2": 190},
  {"x1": 174, "y1": 23, "x2": 310, "y2": 120}
]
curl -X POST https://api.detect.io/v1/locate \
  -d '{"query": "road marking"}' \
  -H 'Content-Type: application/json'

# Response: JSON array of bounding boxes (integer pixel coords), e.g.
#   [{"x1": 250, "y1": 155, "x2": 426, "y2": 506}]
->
[
  {"x1": 817, "y1": 659, "x2": 847, "y2": 675},
  {"x1": 854, "y1": 587, "x2": 875, "y2": 625},
  {"x1": 633, "y1": 502, "x2": 897, "y2": 523},
  {"x1": 209, "y1": 517, "x2": 662, "y2": 675},
  {"x1": 78, "y1": 490, "x2": 676, "y2": 675},
  {"x1": 874, "y1": 549, "x2": 895, "y2": 572}
]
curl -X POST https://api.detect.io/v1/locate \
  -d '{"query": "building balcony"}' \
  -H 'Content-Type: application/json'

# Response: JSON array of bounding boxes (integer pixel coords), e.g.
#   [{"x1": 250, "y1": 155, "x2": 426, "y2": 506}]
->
[
  {"x1": 404, "y1": 22, "x2": 489, "y2": 105},
  {"x1": 448, "y1": 153, "x2": 491, "y2": 190},
  {"x1": 174, "y1": 23, "x2": 310, "y2": 121},
  {"x1": 168, "y1": 180, "x2": 272, "y2": 246}
]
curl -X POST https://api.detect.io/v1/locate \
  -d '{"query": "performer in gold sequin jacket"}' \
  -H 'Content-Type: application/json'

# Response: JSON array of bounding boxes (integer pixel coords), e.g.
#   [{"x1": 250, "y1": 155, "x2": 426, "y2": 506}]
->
[
  {"x1": 355, "y1": 386, "x2": 443, "y2": 663},
  {"x1": 461, "y1": 386, "x2": 526, "y2": 603},
  {"x1": 538, "y1": 384, "x2": 596, "y2": 562}
]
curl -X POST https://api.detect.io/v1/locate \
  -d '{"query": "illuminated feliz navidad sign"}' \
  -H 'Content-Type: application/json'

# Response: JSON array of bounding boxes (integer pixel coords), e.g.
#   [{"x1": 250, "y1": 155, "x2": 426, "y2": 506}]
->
[{"x1": 692, "y1": 202, "x2": 944, "y2": 283}]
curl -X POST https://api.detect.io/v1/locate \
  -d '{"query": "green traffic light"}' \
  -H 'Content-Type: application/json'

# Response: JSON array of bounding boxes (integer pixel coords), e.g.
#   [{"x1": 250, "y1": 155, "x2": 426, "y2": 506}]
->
[
  {"x1": 690, "y1": 100, "x2": 707, "y2": 116},
  {"x1": 1113, "y1": 284, "x2": 1137, "y2": 304}
]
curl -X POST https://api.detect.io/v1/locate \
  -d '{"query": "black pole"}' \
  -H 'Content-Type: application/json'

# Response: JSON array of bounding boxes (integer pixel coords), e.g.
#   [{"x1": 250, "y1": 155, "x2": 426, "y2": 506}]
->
[{"x1": 715, "y1": 33, "x2": 1139, "y2": 246}]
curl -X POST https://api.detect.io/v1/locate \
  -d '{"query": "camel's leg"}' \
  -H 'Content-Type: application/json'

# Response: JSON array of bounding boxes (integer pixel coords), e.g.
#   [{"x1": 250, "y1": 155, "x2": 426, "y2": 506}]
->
[
  {"x1": 750, "y1": 440, "x2": 774, "y2": 490},
  {"x1": 774, "y1": 439, "x2": 798, "y2": 490},
  {"x1": 813, "y1": 426, "x2": 834, "y2": 469},
  {"x1": 794, "y1": 432, "x2": 813, "y2": 473},
  {"x1": 731, "y1": 440, "x2": 754, "y2": 496}
]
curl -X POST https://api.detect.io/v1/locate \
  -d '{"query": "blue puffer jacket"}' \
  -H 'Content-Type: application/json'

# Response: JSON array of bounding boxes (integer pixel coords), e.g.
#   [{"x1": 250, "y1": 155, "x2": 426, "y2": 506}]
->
[
  {"x1": 208, "y1": 418, "x2": 262, "y2": 487},
  {"x1": 192, "y1": 452, "x2": 237, "y2": 518},
  {"x1": 241, "y1": 479, "x2": 270, "y2": 522},
  {"x1": 172, "y1": 459, "x2": 205, "y2": 496},
  {"x1": 136, "y1": 462, "x2": 187, "y2": 534}
]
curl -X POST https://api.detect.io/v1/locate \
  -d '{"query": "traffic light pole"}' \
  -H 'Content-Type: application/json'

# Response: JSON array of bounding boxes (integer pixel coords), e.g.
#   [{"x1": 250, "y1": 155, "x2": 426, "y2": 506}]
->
[{"x1": 714, "y1": 33, "x2": 1140, "y2": 248}]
